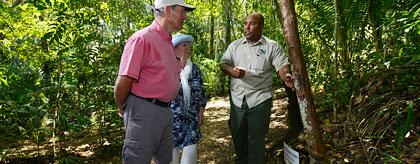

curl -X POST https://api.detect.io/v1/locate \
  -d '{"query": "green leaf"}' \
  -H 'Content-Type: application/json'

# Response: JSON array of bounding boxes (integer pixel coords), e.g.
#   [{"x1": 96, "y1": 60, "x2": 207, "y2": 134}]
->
[
  {"x1": 412, "y1": 53, "x2": 420, "y2": 61},
  {"x1": 398, "y1": 48, "x2": 404, "y2": 57},
  {"x1": 38, "y1": 92, "x2": 49, "y2": 104},
  {"x1": 393, "y1": 101, "x2": 414, "y2": 153},
  {"x1": 0, "y1": 77, "x2": 8, "y2": 86}
]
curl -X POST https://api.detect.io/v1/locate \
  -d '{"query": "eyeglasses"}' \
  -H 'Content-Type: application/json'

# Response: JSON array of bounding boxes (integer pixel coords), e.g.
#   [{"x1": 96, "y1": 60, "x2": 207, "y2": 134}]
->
[
  {"x1": 180, "y1": 42, "x2": 192, "y2": 47},
  {"x1": 174, "y1": 5, "x2": 190, "y2": 17}
]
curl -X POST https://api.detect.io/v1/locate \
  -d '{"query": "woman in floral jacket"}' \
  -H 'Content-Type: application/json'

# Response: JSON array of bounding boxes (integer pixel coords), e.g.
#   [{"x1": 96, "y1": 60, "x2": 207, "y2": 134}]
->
[{"x1": 170, "y1": 34, "x2": 207, "y2": 164}]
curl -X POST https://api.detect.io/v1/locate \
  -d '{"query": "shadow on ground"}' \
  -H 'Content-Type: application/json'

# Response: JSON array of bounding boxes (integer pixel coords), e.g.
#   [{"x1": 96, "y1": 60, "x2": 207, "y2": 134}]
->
[
  {"x1": 197, "y1": 96, "x2": 292, "y2": 163},
  {"x1": 1, "y1": 96, "x2": 295, "y2": 163}
]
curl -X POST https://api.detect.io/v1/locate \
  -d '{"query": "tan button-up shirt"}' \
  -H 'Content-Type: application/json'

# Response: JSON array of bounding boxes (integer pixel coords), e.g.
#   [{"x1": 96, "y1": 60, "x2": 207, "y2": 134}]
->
[{"x1": 220, "y1": 36, "x2": 289, "y2": 108}]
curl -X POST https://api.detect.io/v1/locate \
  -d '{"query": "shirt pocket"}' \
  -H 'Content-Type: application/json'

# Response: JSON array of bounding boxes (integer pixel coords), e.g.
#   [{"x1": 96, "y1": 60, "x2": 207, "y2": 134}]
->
[{"x1": 252, "y1": 55, "x2": 266, "y2": 73}]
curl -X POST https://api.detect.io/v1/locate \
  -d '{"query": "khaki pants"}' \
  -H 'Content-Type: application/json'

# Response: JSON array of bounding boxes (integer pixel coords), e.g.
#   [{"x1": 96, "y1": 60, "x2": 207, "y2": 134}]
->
[{"x1": 229, "y1": 97, "x2": 272, "y2": 164}]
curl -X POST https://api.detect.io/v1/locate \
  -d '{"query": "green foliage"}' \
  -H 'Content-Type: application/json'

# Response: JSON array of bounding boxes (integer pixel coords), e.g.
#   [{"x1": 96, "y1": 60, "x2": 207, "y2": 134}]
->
[
  {"x1": 193, "y1": 55, "x2": 227, "y2": 96},
  {"x1": 0, "y1": 0, "x2": 418, "y2": 162},
  {"x1": 1, "y1": 0, "x2": 121, "y2": 151},
  {"x1": 383, "y1": 153, "x2": 404, "y2": 163},
  {"x1": 393, "y1": 101, "x2": 415, "y2": 153},
  {"x1": 57, "y1": 153, "x2": 81, "y2": 164}
]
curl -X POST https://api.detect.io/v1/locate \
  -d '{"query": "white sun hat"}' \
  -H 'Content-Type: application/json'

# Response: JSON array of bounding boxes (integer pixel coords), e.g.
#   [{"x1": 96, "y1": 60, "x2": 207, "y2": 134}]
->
[
  {"x1": 172, "y1": 33, "x2": 194, "y2": 47},
  {"x1": 154, "y1": 0, "x2": 195, "y2": 11}
]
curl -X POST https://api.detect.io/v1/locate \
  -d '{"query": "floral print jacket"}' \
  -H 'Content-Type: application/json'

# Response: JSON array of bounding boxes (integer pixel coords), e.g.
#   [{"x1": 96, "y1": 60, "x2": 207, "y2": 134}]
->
[{"x1": 170, "y1": 64, "x2": 207, "y2": 148}]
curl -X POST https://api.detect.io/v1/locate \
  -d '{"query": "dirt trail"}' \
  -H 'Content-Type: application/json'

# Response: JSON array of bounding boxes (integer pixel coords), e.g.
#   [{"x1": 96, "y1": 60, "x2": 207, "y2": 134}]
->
[
  {"x1": 1, "y1": 96, "x2": 291, "y2": 163},
  {"x1": 198, "y1": 96, "x2": 290, "y2": 163}
]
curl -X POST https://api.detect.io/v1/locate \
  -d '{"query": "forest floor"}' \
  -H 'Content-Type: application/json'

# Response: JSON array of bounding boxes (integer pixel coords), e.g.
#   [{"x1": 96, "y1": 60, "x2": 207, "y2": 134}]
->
[
  {"x1": 1, "y1": 92, "x2": 300, "y2": 163},
  {"x1": 1, "y1": 91, "x2": 419, "y2": 163},
  {"x1": 195, "y1": 95, "x2": 297, "y2": 163}
]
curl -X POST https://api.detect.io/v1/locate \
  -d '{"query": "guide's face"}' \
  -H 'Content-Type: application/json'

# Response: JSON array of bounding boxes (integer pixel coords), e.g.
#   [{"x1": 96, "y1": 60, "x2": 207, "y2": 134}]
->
[{"x1": 244, "y1": 15, "x2": 263, "y2": 42}]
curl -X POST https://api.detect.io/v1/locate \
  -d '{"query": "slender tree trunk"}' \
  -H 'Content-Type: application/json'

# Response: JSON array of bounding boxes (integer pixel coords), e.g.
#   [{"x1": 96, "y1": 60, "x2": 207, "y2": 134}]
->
[
  {"x1": 368, "y1": 0, "x2": 383, "y2": 51},
  {"x1": 334, "y1": 0, "x2": 348, "y2": 69},
  {"x1": 273, "y1": 0, "x2": 283, "y2": 26},
  {"x1": 274, "y1": 0, "x2": 303, "y2": 138},
  {"x1": 210, "y1": 0, "x2": 215, "y2": 59},
  {"x1": 125, "y1": 0, "x2": 132, "y2": 31},
  {"x1": 220, "y1": 0, "x2": 232, "y2": 95},
  {"x1": 224, "y1": 0, "x2": 232, "y2": 47},
  {"x1": 279, "y1": 0, "x2": 326, "y2": 161},
  {"x1": 333, "y1": 0, "x2": 352, "y2": 121}
]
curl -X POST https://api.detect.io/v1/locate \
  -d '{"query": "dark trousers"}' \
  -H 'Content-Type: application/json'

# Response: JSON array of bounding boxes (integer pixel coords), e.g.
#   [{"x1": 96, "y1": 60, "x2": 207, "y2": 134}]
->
[{"x1": 229, "y1": 97, "x2": 273, "y2": 164}]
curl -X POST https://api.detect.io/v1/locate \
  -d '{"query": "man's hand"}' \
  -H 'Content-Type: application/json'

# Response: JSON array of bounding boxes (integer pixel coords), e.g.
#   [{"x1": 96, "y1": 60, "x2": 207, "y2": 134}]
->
[
  {"x1": 118, "y1": 107, "x2": 124, "y2": 118},
  {"x1": 232, "y1": 66, "x2": 246, "y2": 78},
  {"x1": 278, "y1": 65, "x2": 295, "y2": 91},
  {"x1": 220, "y1": 63, "x2": 245, "y2": 78},
  {"x1": 284, "y1": 73, "x2": 295, "y2": 91},
  {"x1": 114, "y1": 75, "x2": 133, "y2": 118}
]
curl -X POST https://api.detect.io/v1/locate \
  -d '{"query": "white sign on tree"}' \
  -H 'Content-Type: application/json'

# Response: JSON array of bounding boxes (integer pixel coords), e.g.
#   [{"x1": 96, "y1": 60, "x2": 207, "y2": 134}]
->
[{"x1": 284, "y1": 142, "x2": 299, "y2": 164}]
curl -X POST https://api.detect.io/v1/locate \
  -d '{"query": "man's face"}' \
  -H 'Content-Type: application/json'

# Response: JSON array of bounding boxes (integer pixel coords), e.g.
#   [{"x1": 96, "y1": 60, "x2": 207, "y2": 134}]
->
[
  {"x1": 167, "y1": 5, "x2": 188, "y2": 32},
  {"x1": 243, "y1": 15, "x2": 263, "y2": 42}
]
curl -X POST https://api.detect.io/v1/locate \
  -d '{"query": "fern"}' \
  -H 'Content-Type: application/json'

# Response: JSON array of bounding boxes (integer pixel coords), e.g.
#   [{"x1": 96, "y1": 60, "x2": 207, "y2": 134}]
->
[{"x1": 392, "y1": 100, "x2": 414, "y2": 153}]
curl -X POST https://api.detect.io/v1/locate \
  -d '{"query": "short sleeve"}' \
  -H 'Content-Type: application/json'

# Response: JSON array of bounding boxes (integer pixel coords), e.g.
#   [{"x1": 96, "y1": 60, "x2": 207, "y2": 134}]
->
[
  {"x1": 272, "y1": 42, "x2": 289, "y2": 71},
  {"x1": 118, "y1": 36, "x2": 150, "y2": 80},
  {"x1": 220, "y1": 43, "x2": 235, "y2": 65}
]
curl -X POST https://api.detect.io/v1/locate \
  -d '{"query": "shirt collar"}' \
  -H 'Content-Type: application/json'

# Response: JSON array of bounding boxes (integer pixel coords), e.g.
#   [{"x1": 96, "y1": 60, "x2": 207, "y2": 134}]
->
[
  {"x1": 241, "y1": 36, "x2": 266, "y2": 46},
  {"x1": 150, "y1": 21, "x2": 172, "y2": 42}
]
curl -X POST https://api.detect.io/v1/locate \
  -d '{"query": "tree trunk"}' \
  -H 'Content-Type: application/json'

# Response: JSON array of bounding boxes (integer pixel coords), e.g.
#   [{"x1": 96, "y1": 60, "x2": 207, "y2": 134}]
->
[
  {"x1": 273, "y1": 0, "x2": 283, "y2": 26},
  {"x1": 279, "y1": 0, "x2": 326, "y2": 162},
  {"x1": 274, "y1": 0, "x2": 303, "y2": 139},
  {"x1": 224, "y1": 0, "x2": 232, "y2": 47},
  {"x1": 333, "y1": 0, "x2": 353, "y2": 121},
  {"x1": 368, "y1": 0, "x2": 383, "y2": 51},
  {"x1": 220, "y1": 0, "x2": 232, "y2": 95},
  {"x1": 334, "y1": 0, "x2": 349, "y2": 70},
  {"x1": 210, "y1": 0, "x2": 215, "y2": 59}
]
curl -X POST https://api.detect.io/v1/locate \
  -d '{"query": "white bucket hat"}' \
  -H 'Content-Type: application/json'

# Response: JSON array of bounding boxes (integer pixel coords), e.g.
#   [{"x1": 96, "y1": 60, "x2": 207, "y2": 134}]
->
[
  {"x1": 154, "y1": 0, "x2": 195, "y2": 11},
  {"x1": 172, "y1": 33, "x2": 194, "y2": 47}
]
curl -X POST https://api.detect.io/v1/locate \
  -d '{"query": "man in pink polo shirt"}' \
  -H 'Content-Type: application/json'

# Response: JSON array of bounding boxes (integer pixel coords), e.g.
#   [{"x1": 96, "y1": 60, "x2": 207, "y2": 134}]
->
[{"x1": 114, "y1": 0, "x2": 195, "y2": 163}]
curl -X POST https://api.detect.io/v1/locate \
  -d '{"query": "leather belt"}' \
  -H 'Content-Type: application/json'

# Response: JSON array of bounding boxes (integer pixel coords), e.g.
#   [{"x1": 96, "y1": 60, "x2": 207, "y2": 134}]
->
[{"x1": 130, "y1": 93, "x2": 171, "y2": 108}]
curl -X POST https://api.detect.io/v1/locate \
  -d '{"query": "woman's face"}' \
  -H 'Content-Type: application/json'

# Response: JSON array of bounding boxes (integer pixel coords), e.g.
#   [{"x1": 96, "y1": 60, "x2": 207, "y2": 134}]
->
[{"x1": 175, "y1": 42, "x2": 192, "y2": 59}]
